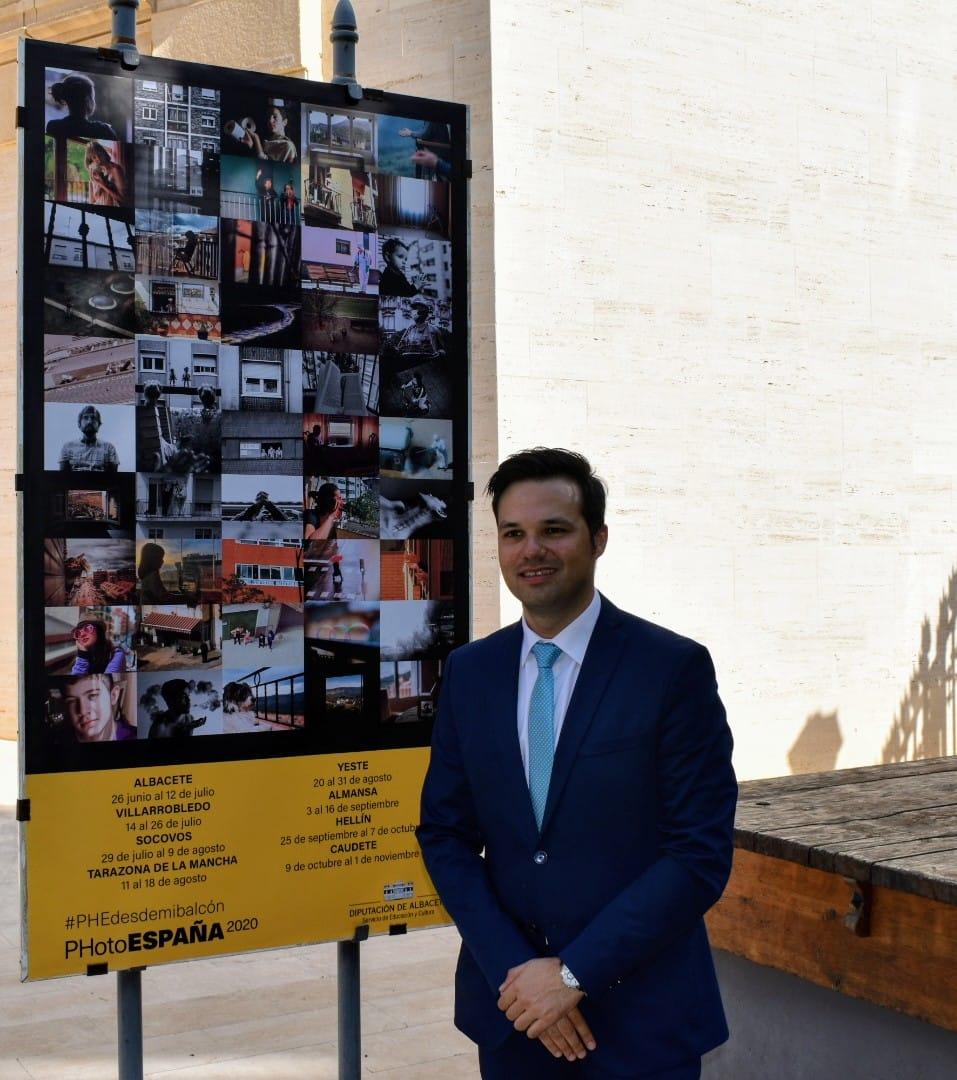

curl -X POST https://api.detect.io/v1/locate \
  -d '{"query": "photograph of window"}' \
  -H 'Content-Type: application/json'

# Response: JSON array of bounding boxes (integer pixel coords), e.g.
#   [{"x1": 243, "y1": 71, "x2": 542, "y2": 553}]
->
[
  {"x1": 135, "y1": 473, "x2": 220, "y2": 540},
  {"x1": 134, "y1": 536, "x2": 222, "y2": 604},
  {"x1": 302, "y1": 413, "x2": 378, "y2": 477},
  {"x1": 45, "y1": 202, "x2": 134, "y2": 273},
  {"x1": 302, "y1": 351, "x2": 378, "y2": 416},
  {"x1": 133, "y1": 80, "x2": 220, "y2": 214},
  {"x1": 46, "y1": 474, "x2": 134, "y2": 539},
  {"x1": 376, "y1": 175, "x2": 450, "y2": 241},
  {"x1": 303, "y1": 106, "x2": 376, "y2": 170},
  {"x1": 380, "y1": 657, "x2": 443, "y2": 724},
  {"x1": 137, "y1": 336, "x2": 222, "y2": 395},
  {"x1": 218, "y1": 346, "x2": 303, "y2": 411},
  {"x1": 222, "y1": 411, "x2": 303, "y2": 475},
  {"x1": 44, "y1": 335, "x2": 135, "y2": 405},
  {"x1": 222, "y1": 537, "x2": 304, "y2": 603}
]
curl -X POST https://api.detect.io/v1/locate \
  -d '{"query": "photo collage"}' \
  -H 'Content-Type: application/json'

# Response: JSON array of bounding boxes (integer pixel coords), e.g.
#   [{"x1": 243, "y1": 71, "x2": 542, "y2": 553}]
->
[{"x1": 35, "y1": 63, "x2": 463, "y2": 768}]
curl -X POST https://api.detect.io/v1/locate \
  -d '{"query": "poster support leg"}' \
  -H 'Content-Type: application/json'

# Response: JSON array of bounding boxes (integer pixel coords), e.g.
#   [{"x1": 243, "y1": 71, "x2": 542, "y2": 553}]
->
[
  {"x1": 117, "y1": 967, "x2": 144, "y2": 1080},
  {"x1": 337, "y1": 940, "x2": 361, "y2": 1079}
]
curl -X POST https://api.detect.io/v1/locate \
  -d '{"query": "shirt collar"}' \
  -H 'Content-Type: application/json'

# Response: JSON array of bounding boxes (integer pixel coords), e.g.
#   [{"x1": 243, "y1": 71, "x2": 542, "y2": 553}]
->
[{"x1": 520, "y1": 590, "x2": 602, "y2": 668}]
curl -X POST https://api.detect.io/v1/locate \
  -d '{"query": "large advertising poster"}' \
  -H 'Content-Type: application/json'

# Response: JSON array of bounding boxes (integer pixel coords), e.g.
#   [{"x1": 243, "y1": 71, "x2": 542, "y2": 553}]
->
[{"x1": 19, "y1": 40, "x2": 468, "y2": 980}]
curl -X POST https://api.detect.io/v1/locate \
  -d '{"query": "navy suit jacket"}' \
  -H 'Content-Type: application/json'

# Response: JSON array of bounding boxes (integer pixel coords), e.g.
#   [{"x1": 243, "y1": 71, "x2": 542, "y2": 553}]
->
[{"x1": 417, "y1": 595, "x2": 737, "y2": 1074}]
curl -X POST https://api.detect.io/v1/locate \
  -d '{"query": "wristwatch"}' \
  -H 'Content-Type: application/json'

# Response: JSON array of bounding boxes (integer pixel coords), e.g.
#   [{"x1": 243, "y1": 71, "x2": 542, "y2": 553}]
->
[{"x1": 559, "y1": 961, "x2": 582, "y2": 992}]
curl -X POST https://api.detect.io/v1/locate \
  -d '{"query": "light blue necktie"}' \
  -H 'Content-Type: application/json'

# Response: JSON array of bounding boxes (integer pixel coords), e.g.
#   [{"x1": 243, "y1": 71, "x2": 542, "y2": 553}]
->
[{"x1": 528, "y1": 642, "x2": 562, "y2": 829}]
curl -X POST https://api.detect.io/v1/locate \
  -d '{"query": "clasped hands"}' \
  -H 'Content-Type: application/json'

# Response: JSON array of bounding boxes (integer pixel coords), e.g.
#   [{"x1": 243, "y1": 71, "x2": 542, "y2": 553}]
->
[{"x1": 497, "y1": 957, "x2": 596, "y2": 1062}]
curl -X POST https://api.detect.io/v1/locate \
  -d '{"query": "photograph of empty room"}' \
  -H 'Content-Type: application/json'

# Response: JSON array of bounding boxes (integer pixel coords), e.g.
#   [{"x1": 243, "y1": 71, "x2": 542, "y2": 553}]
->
[
  {"x1": 375, "y1": 175, "x2": 449, "y2": 241},
  {"x1": 304, "y1": 539, "x2": 380, "y2": 602},
  {"x1": 380, "y1": 540, "x2": 452, "y2": 602},
  {"x1": 379, "y1": 417, "x2": 452, "y2": 479}
]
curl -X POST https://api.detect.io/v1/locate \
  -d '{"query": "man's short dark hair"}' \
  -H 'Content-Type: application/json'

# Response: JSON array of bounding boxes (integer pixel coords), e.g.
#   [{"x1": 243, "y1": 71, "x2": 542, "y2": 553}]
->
[{"x1": 485, "y1": 448, "x2": 607, "y2": 540}]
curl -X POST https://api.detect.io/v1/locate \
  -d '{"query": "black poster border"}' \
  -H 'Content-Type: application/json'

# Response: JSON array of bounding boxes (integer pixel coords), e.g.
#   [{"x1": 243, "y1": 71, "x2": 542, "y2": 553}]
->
[{"x1": 19, "y1": 38, "x2": 471, "y2": 776}]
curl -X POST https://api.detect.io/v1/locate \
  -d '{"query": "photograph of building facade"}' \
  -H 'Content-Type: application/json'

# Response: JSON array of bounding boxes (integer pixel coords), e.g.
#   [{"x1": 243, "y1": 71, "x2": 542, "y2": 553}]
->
[
  {"x1": 221, "y1": 411, "x2": 304, "y2": 475},
  {"x1": 222, "y1": 539, "x2": 303, "y2": 602},
  {"x1": 219, "y1": 346, "x2": 303, "y2": 411},
  {"x1": 137, "y1": 336, "x2": 220, "y2": 391},
  {"x1": 134, "y1": 81, "x2": 220, "y2": 154},
  {"x1": 135, "y1": 472, "x2": 220, "y2": 541}
]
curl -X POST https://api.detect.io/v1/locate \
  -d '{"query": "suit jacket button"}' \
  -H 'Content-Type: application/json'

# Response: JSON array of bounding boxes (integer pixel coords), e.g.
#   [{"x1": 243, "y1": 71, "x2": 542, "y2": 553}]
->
[{"x1": 533, "y1": 850, "x2": 548, "y2": 865}]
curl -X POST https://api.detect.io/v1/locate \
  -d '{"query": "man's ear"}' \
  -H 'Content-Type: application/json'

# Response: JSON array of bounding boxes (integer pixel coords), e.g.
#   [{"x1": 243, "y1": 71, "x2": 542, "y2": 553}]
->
[{"x1": 592, "y1": 525, "x2": 609, "y2": 558}]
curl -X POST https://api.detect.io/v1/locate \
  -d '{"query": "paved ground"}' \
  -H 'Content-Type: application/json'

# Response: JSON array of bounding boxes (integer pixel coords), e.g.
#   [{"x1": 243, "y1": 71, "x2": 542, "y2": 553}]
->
[{"x1": 0, "y1": 808, "x2": 477, "y2": 1078}]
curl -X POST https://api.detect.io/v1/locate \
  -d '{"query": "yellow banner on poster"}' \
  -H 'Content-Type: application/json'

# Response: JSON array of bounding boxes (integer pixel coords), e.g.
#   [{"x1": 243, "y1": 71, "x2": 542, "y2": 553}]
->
[{"x1": 24, "y1": 750, "x2": 449, "y2": 980}]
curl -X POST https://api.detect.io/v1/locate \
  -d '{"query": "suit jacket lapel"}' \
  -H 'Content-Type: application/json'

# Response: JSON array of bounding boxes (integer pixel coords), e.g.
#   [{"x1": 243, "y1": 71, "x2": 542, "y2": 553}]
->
[
  {"x1": 540, "y1": 596, "x2": 627, "y2": 834},
  {"x1": 485, "y1": 620, "x2": 540, "y2": 843}
]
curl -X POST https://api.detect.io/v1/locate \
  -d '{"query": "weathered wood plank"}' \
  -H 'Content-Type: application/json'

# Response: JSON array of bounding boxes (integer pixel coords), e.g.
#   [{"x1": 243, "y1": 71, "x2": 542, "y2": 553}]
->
[
  {"x1": 733, "y1": 759, "x2": 957, "y2": 904},
  {"x1": 707, "y1": 848, "x2": 957, "y2": 1033}
]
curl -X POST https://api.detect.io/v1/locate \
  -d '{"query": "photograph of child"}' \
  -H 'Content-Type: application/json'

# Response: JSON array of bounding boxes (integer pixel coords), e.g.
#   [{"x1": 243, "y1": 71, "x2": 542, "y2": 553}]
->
[
  {"x1": 45, "y1": 606, "x2": 137, "y2": 675},
  {"x1": 221, "y1": 93, "x2": 299, "y2": 164},
  {"x1": 46, "y1": 672, "x2": 137, "y2": 744},
  {"x1": 137, "y1": 671, "x2": 223, "y2": 737}
]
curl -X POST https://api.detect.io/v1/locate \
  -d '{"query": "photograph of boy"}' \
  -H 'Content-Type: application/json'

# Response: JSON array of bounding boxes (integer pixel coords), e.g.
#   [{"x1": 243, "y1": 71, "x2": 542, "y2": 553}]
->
[
  {"x1": 137, "y1": 672, "x2": 223, "y2": 737},
  {"x1": 221, "y1": 94, "x2": 299, "y2": 164},
  {"x1": 379, "y1": 296, "x2": 451, "y2": 367},
  {"x1": 46, "y1": 673, "x2": 137, "y2": 743}
]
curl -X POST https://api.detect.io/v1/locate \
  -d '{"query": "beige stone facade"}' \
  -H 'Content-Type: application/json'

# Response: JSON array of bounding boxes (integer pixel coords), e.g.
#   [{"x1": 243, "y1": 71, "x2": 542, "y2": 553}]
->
[{"x1": 2, "y1": 2, "x2": 955, "y2": 788}]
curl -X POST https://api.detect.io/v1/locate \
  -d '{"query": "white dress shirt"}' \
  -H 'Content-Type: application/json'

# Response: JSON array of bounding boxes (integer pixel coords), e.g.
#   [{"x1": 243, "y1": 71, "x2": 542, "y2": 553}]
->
[{"x1": 517, "y1": 590, "x2": 602, "y2": 781}]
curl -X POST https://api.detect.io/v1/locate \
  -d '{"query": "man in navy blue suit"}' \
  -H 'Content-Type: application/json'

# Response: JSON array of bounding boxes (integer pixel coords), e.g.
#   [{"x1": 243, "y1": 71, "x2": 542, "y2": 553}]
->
[{"x1": 417, "y1": 448, "x2": 737, "y2": 1078}]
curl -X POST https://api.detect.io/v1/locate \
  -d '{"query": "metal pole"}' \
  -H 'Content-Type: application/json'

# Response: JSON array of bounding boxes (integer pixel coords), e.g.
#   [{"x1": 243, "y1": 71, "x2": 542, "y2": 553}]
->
[
  {"x1": 330, "y1": 0, "x2": 363, "y2": 101},
  {"x1": 117, "y1": 967, "x2": 144, "y2": 1080},
  {"x1": 107, "y1": 0, "x2": 140, "y2": 69},
  {"x1": 337, "y1": 940, "x2": 361, "y2": 1080}
]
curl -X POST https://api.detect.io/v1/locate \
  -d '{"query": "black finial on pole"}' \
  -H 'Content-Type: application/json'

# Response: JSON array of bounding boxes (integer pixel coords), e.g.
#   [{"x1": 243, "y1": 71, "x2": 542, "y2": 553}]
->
[
  {"x1": 101, "y1": 0, "x2": 141, "y2": 70},
  {"x1": 330, "y1": 0, "x2": 363, "y2": 102}
]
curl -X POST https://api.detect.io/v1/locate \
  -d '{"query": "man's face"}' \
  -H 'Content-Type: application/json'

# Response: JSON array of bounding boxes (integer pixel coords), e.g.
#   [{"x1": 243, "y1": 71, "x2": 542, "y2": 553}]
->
[
  {"x1": 496, "y1": 478, "x2": 607, "y2": 623},
  {"x1": 63, "y1": 676, "x2": 118, "y2": 742},
  {"x1": 78, "y1": 409, "x2": 100, "y2": 438}
]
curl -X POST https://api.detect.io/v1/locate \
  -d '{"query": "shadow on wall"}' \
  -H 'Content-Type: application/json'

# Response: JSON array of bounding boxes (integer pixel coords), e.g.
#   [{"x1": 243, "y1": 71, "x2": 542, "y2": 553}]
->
[
  {"x1": 787, "y1": 711, "x2": 842, "y2": 774},
  {"x1": 882, "y1": 566, "x2": 957, "y2": 764}
]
